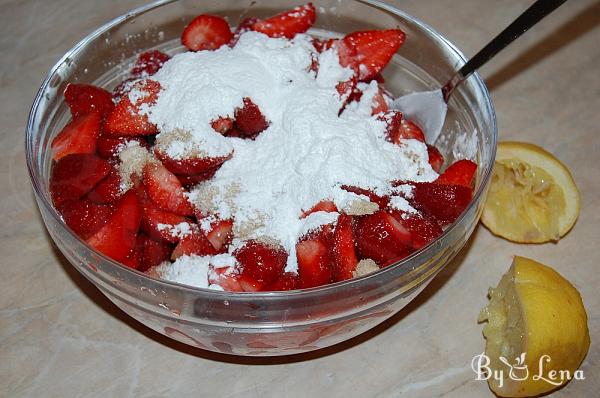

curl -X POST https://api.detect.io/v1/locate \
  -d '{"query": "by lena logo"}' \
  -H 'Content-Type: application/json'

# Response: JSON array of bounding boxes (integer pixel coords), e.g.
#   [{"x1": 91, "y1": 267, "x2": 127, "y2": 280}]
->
[{"x1": 471, "y1": 352, "x2": 585, "y2": 388}]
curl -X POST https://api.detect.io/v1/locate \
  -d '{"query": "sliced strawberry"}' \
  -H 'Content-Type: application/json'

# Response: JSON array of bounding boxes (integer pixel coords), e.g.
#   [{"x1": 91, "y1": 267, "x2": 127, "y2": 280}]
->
[
  {"x1": 332, "y1": 214, "x2": 358, "y2": 281},
  {"x1": 51, "y1": 112, "x2": 101, "y2": 161},
  {"x1": 181, "y1": 14, "x2": 232, "y2": 51},
  {"x1": 154, "y1": 147, "x2": 231, "y2": 176},
  {"x1": 343, "y1": 29, "x2": 405, "y2": 81},
  {"x1": 340, "y1": 185, "x2": 389, "y2": 209},
  {"x1": 50, "y1": 154, "x2": 111, "y2": 206},
  {"x1": 296, "y1": 238, "x2": 333, "y2": 288},
  {"x1": 96, "y1": 135, "x2": 148, "y2": 159},
  {"x1": 87, "y1": 167, "x2": 123, "y2": 204},
  {"x1": 209, "y1": 266, "x2": 263, "y2": 292},
  {"x1": 121, "y1": 236, "x2": 143, "y2": 270},
  {"x1": 252, "y1": 3, "x2": 316, "y2": 39},
  {"x1": 336, "y1": 75, "x2": 357, "y2": 102},
  {"x1": 267, "y1": 272, "x2": 299, "y2": 291},
  {"x1": 205, "y1": 218, "x2": 233, "y2": 252},
  {"x1": 390, "y1": 210, "x2": 442, "y2": 250},
  {"x1": 353, "y1": 210, "x2": 411, "y2": 266},
  {"x1": 436, "y1": 159, "x2": 477, "y2": 188},
  {"x1": 410, "y1": 182, "x2": 472, "y2": 225},
  {"x1": 86, "y1": 190, "x2": 142, "y2": 262},
  {"x1": 314, "y1": 38, "x2": 357, "y2": 71},
  {"x1": 230, "y1": 17, "x2": 258, "y2": 46},
  {"x1": 370, "y1": 86, "x2": 389, "y2": 115},
  {"x1": 171, "y1": 230, "x2": 217, "y2": 260},
  {"x1": 141, "y1": 237, "x2": 172, "y2": 271},
  {"x1": 142, "y1": 162, "x2": 194, "y2": 216},
  {"x1": 427, "y1": 144, "x2": 445, "y2": 173},
  {"x1": 104, "y1": 79, "x2": 160, "y2": 136},
  {"x1": 234, "y1": 240, "x2": 287, "y2": 286},
  {"x1": 211, "y1": 116, "x2": 234, "y2": 134},
  {"x1": 140, "y1": 198, "x2": 190, "y2": 243},
  {"x1": 176, "y1": 168, "x2": 219, "y2": 188},
  {"x1": 380, "y1": 111, "x2": 425, "y2": 144},
  {"x1": 301, "y1": 200, "x2": 338, "y2": 218},
  {"x1": 63, "y1": 83, "x2": 114, "y2": 118},
  {"x1": 234, "y1": 97, "x2": 269, "y2": 138},
  {"x1": 58, "y1": 198, "x2": 113, "y2": 240},
  {"x1": 131, "y1": 50, "x2": 170, "y2": 77}
]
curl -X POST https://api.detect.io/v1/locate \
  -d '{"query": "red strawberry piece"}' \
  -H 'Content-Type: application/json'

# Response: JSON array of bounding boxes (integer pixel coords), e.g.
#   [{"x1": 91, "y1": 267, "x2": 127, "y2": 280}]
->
[
  {"x1": 436, "y1": 159, "x2": 477, "y2": 188},
  {"x1": 340, "y1": 185, "x2": 389, "y2": 209},
  {"x1": 390, "y1": 210, "x2": 442, "y2": 250},
  {"x1": 427, "y1": 144, "x2": 445, "y2": 173},
  {"x1": 181, "y1": 14, "x2": 232, "y2": 51},
  {"x1": 131, "y1": 50, "x2": 170, "y2": 77},
  {"x1": 211, "y1": 116, "x2": 234, "y2": 134},
  {"x1": 267, "y1": 272, "x2": 299, "y2": 291},
  {"x1": 332, "y1": 214, "x2": 358, "y2": 281},
  {"x1": 176, "y1": 168, "x2": 219, "y2": 188},
  {"x1": 342, "y1": 29, "x2": 405, "y2": 81},
  {"x1": 315, "y1": 38, "x2": 357, "y2": 72},
  {"x1": 86, "y1": 190, "x2": 142, "y2": 262},
  {"x1": 380, "y1": 111, "x2": 425, "y2": 144},
  {"x1": 410, "y1": 182, "x2": 472, "y2": 225},
  {"x1": 58, "y1": 198, "x2": 113, "y2": 240},
  {"x1": 171, "y1": 230, "x2": 217, "y2": 260},
  {"x1": 234, "y1": 97, "x2": 269, "y2": 137},
  {"x1": 141, "y1": 237, "x2": 172, "y2": 271},
  {"x1": 252, "y1": 3, "x2": 316, "y2": 39},
  {"x1": 63, "y1": 83, "x2": 115, "y2": 118},
  {"x1": 301, "y1": 200, "x2": 338, "y2": 218},
  {"x1": 112, "y1": 77, "x2": 137, "y2": 102},
  {"x1": 234, "y1": 240, "x2": 288, "y2": 286},
  {"x1": 353, "y1": 210, "x2": 411, "y2": 266},
  {"x1": 122, "y1": 235, "x2": 145, "y2": 269},
  {"x1": 50, "y1": 154, "x2": 111, "y2": 206},
  {"x1": 370, "y1": 86, "x2": 389, "y2": 115},
  {"x1": 142, "y1": 162, "x2": 194, "y2": 216},
  {"x1": 104, "y1": 79, "x2": 161, "y2": 136},
  {"x1": 230, "y1": 17, "x2": 258, "y2": 46},
  {"x1": 51, "y1": 112, "x2": 101, "y2": 161},
  {"x1": 154, "y1": 147, "x2": 232, "y2": 176},
  {"x1": 87, "y1": 167, "x2": 123, "y2": 204},
  {"x1": 296, "y1": 238, "x2": 333, "y2": 288},
  {"x1": 96, "y1": 135, "x2": 148, "y2": 159},
  {"x1": 140, "y1": 197, "x2": 190, "y2": 243},
  {"x1": 205, "y1": 218, "x2": 233, "y2": 252},
  {"x1": 209, "y1": 266, "x2": 262, "y2": 292}
]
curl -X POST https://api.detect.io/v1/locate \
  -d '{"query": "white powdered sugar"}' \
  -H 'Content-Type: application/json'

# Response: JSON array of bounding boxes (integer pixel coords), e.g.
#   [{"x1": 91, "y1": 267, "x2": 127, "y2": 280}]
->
[
  {"x1": 156, "y1": 255, "x2": 222, "y2": 290},
  {"x1": 157, "y1": 221, "x2": 193, "y2": 240},
  {"x1": 145, "y1": 31, "x2": 438, "y2": 280},
  {"x1": 389, "y1": 196, "x2": 417, "y2": 214}
]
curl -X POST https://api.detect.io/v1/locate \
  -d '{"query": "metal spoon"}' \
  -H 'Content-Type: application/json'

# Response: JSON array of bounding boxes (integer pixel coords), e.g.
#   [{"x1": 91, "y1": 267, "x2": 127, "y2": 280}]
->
[{"x1": 392, "y1": 0, "x2": 568, "y2": 143}]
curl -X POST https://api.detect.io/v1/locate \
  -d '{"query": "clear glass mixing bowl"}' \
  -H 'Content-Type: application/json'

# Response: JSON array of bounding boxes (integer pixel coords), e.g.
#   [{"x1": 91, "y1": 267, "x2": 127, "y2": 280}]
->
[{"x1": 26, "y1": 0, "x2": 496, "y2": 356}]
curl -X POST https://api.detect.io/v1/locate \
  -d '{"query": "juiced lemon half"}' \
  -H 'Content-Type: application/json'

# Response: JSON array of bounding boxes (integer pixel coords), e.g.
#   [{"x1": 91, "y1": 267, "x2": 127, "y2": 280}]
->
[
  {"x1": 478, "y1": 256, "x2": 590, "y2": 397},
  {"x1": 481, "y1": 141, "x2": 580, "y2": 243}
]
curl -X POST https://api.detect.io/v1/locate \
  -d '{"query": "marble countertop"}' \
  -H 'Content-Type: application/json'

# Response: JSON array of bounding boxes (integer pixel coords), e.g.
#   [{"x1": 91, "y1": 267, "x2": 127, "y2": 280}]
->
[{"x1": 1, "y1": 0, "x2": 598, "y2": 396}]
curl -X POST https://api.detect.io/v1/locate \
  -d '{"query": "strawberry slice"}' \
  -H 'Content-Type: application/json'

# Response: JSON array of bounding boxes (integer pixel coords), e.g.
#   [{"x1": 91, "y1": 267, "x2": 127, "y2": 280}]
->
[
  {"x1": 296, "y1": 238, "x2": 333, "y2": 288},
  {"x1": 342, "y1": 29, "x2": 405, "y2": 81},
  {"x1": 234, "y1": 240, "x2": 288, "y2": 286},
  {"x1": 340, "y1": 185, "x2": 389, "y2": 209},
  {"x1": 234, "y1": 97, "x2": 269, "y2": 138},
  {"x1": 96, "y1": 135, "x2": 148, "y2": 159},
  {"x1": 205, "y1": 218, "x2": 233, "y2": 252},
  {"x1": 122, "y1": 235, "x2": 144, "y2": 269},
  {"x1": 230, "y1": 17, "x2": 258, "y2": 46},
  {"x1": 301, "y1": 200, "x2": 338, "y2": 218},
  {"x1": 63, "y1": 83, "x2": 114, "y2": 118},
  {"x1": 141, "y1": 237, "x2": 172, "y2": 271},
  {"x1": 436, "y1": 159, "x2": 477, "y2": 188},
  {"x1": 370, "y1": 86, "x2": 389, "y2": 115},
  {"x1": 154, "y1": 147, "x2": 232, "y2": 176},
  {"x1": 86, "y1": 190, "x2": 142, "y2": 262},
  {"x1": 175, "y1": 168, "x2": 219, "y2": 188},
  {"x1": 211, "y1": 116, "x2": 234, "y2": 134},
  {"x1": 142, "y1": 162, "x2": 194, "y2": 216},
  {"x1": 181, "y1": 14, "x2": 232, "y2": 51},
  {"x1": 208, "y1": 266, "x2": 263, "y2": 292},
  {"x1": 58, "y1": 198, "x2": 113, "y2": 240},
  {"x1": 104, "y1": 79, "x2": 161, "y2": 136},
  {"x1": 390, "y1": 210, "x2": 442, "y2": 250},
  {"x1": 87, "y1": 167, "x2": 123, "y2": 204},
  {"x1": 353, "y1": 210, "x2": 411, "y2": 266},
  {"x1": 380, "y1": 111, "x2": 425, "y2": 144},
  {"x1": 427, "y1": 144, "x2": 445, "y2": 173},
  {"x1": 51, "y1": 112, "x2": 101, "y2": 161},
  {"x1": 140, "y1": 196, "x2": 190, "y2": 243},
  {"x1": 267, "y1": 272, "x2": 299, "y2": 291},
  {"x1": 252, "y1": 3, "x2": 316, "y2": 39},
  {"x1": 332, "y1": 214, "x2": 358, "y2": 281},
  {"x1": 410, "y1": 182, "x2": 472, "y2": 225},
  {"x1": 172, "y1": 230, "x2": 218, "y2": 260},
  {"x1": 131, "y1": 50, "x2": 170, "y2": 77},
  {"x1": 50, "y1": 154, "x2": 111, "y2": 206}
]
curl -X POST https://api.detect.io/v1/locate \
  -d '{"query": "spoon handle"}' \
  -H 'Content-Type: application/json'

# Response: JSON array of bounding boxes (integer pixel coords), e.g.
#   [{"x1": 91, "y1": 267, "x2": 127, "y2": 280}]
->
[{"x1": 442, "y1": 0, "x2": 568, "y2": 102}]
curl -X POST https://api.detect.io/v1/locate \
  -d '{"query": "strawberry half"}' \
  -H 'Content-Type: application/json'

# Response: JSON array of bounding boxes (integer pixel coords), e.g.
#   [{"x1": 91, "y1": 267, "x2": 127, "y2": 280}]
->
[
  {"x1": 353, "y1": 210, "x2": 411, "y2": 266},
  {"x1": 51, "y1": 112, "x2": 101, "y2": 161},
  {"x1": 410, "y1": 182, "x2": 472, "y2": 225},
  {"x1": 131, "y1": 50, "x2": 170, "y2": 77},
  {"x1": 332, "y1": 214, "x2": 358, "y2": 281},
  {"x1": 343, "y1": 29, "x2": 405, "y2": 81},
  {"x1": 154, "y1": 147, "x2": 232, "y2": 176},
  {"x1": 172, "y1": 230, "x2": 218, "y2": 260},
  {"x1": 296, "y1": 238, "x2": 333, "y2": 288},
  {"x1": 63, "y1": 83, "x2": 114, "y2": 118},
  {"x1": 50, "y1": 154, "x2": 111, "y2": 206},
  {"x1": 435, "y1": 159, "x2": 477, "y2": 188},
  {"x1": 252, "y1": 3, "x2": 316, "y2": 39},
  {"x1": 427, "y1": 144, "x2": 445, "y2": 173},
  {"x1": 234, "y1": 97, "x2": 269, "y2": 138},
  {"x1": 58, "y1": 198, "x2": 113, "y2": 240},
  {"x1": 104, "y1": 79, "x2": 161, "y2": 136},
  {"x1": 181, "y1": 14, "x2": 233, "y2": 51},
  {"x1": 86, "y1": 190, "x2": 142, "y2": 262},
  {"x1": 142, "y1": 162, "x2": 194, "y2": 216},
  {"x1": 234, "y1": 240, "x2": 288, "y2": 286}
]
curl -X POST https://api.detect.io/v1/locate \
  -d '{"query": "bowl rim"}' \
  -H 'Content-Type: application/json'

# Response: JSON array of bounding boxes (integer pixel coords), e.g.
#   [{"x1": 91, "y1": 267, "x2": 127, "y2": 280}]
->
[{"x1": 26, "y1": 0, "x2": 497, "y2": 299}]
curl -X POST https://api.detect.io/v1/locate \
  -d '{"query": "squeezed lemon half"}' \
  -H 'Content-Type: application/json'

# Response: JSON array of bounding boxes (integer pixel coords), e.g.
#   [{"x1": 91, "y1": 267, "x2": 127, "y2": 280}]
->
[
  {"x1": 479, "y1": 256, "x2": 590, "y2": 397},
  {"x1": 481, "y1": 141, "x2": 580, "y2": 243}
]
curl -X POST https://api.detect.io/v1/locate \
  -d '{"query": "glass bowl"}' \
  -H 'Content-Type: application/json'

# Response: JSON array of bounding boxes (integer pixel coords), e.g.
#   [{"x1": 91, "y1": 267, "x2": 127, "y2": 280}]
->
[{"x1": 26, "y1": 0, "x2": 496, "y2": 356}]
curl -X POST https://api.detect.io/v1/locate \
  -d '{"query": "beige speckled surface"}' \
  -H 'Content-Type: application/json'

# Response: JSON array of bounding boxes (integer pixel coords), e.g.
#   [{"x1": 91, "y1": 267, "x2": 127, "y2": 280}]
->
[{"x1": 1, "y1": 0, "x2": 599, "y2": 396}]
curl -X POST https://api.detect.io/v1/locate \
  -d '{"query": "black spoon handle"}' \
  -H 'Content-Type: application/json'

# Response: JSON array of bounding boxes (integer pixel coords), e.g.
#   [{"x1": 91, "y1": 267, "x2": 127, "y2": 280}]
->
[{"x1": 442, "y1": 0, "x2": 568, "y2": 102}]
